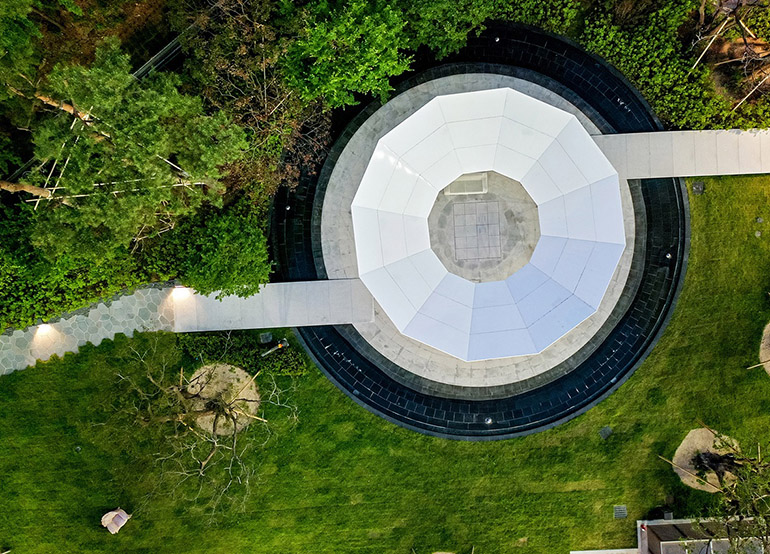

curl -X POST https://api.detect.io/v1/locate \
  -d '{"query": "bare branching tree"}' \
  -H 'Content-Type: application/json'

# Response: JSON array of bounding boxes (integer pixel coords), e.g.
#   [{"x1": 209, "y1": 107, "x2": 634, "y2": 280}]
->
[
  {"x1": 692, "y1": 0, "x2": 770, "y2": 108},
  {"x1": 104, "y1": 334, "x2": 298, "y2": 520}
]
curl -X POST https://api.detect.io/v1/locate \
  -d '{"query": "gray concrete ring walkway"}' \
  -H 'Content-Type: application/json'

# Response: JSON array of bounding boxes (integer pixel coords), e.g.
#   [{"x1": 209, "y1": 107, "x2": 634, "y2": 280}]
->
[{"x1": 319, "y1": 73, "x2": 637, "y2": 388}]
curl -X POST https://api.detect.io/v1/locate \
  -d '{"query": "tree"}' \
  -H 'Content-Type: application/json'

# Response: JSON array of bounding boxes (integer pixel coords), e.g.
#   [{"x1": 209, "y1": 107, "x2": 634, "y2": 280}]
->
[
  {"x1": 0, "y1": 0, "x2": 83, "y2": 172},
  {"x1": 151, "y1": 200, "x2": 272, "y2": 298},
  {"x1": 1, "y1": 39, "x2": 247, "y2": 261},
  {"x1": 174, "y1": 0, "x2": 332, "y2": 197},
  {"x1": 283, "y1": 0, "x2": 412, "y2": 108},
  {"x1": 103, "y1": 334, "x2": 298, "y2": 518},
  {"x1": 397, "y1": 0, "x2": 497, "y2": 58},
  {"x1": 0, "y1": 0, "x2": 81, "y2": 101}
]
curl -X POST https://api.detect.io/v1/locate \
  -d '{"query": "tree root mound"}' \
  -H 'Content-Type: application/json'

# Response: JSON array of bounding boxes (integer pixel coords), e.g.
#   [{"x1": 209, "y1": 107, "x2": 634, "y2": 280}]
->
[
  {"x1": 187, "y1": 364, "x2": 260, "y2": 436},
  {"x1": 672, "y1": 428, "x2": 739, "y2": 493},
  {"x1": 759, "y1": 321, "x2": 770, "y2": 376}
]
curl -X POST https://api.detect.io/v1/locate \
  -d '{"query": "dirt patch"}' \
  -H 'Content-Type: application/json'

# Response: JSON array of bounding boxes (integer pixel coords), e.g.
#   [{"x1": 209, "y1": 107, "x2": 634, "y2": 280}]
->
[
  {"x1": 187, "y1": 363, "x2": 260, "y2": 436},
  {"x1": 672, "y1": 428, "x2": 739, "y2": 493}
]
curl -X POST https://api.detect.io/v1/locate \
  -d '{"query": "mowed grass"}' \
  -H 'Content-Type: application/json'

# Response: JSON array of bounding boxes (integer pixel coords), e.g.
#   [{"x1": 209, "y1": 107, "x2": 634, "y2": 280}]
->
[{"x1": 3, "y1": 176, "x2": 770, "y2": 553}]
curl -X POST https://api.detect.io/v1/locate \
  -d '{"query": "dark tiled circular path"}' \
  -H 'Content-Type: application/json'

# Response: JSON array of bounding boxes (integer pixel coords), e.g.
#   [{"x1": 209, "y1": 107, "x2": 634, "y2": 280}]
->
[{"x1": 271, "y1": 23, "x2": 689, "y2": 440}]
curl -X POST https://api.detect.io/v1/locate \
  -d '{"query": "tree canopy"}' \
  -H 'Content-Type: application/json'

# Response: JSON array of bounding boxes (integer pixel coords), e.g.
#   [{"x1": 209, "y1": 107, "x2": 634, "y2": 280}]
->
[
  {"x1": 0, "y1": 1, "x2": 81, "y2": 101},
  {"x1": 3, "y1": 40, "x2": 247, "y2": 261},
  {"x1": 283, "y1": 0, "x2": 411, "y2": 108},
  {"x1": 151, "y1": 200, "x2": 272, "y2": 298}
]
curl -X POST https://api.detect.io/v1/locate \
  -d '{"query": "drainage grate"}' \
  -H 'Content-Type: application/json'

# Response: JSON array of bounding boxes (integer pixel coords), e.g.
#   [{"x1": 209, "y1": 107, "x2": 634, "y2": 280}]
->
[{"x1": 614, "y1": 505, "x2": 628, "y2": 519}]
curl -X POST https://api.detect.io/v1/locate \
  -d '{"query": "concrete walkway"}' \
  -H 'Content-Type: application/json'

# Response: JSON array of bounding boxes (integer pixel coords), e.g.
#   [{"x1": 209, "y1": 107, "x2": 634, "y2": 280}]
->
[
  {"x1": 0, "y1": 279, "x2": 373, "y2": 375},
  {"x1": 593, "y1": 128, "x2": 770, "y2": 179},
  {"x1": 172, "y1": 279, "x2": 372, "y2": 332},
  {"x1": 5, "y1": 127, "x2": 770, "y2": 378}
]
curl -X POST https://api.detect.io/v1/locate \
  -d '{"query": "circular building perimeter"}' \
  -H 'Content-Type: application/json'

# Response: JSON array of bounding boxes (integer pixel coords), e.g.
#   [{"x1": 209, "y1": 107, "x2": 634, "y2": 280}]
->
[{"x1": 272, "y1": 23, "x2": 688, "y2": 440}]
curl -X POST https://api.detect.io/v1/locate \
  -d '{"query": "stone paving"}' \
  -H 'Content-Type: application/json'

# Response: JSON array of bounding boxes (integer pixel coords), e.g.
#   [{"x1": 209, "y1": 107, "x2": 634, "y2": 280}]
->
[
  {"x1": 173, "y1": 279, "x2": 372, "y2": 333},
  {"x1": 452, "y1": 201, "x2": 502, "y2": 261},
  {"x1": 428, "y1": 172, "x2": 540, "y2": 282},
  {"x1": 0, "y1": 280, "x2": 373, "y2": 375},
  {"x1": 0, "y1": 287, "x2": 174, "y2": 375}
]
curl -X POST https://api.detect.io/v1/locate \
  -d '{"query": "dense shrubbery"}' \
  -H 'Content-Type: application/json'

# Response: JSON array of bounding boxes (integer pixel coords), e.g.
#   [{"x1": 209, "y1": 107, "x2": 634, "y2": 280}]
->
[
  {"x1": 400, "y1": 0, "x2": 582, "y2": 57},
  {"x1": 0, "y1": 202, "x2": 148, "y2": 333},
  {"x1": 177, "y1": 330, "x2": 310, "y2": 377},
  {"x1": 145, "y1": 200, "x2": 272, "y2": 298},
  {"x1": 581, "y1": 2, "x2": 730, "y2": 129}
]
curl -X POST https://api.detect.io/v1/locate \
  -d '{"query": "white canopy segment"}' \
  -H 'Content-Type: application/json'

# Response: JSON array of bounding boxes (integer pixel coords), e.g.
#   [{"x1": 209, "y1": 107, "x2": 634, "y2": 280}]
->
[{"x1": 351, "y1": 88, "x2": 625, "y2": 361}]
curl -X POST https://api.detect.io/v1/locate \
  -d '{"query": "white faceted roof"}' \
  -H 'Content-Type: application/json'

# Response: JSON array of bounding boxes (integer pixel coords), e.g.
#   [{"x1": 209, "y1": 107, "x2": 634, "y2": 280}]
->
[{"x1": 351, "y1": 88, "x2": 625, "y2": 361}]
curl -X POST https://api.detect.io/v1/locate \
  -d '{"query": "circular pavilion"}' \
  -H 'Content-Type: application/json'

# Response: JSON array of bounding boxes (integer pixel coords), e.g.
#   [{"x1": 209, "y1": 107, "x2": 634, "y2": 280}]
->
[
  {"x1": 272, "y1": 23, "x2": 688, "y2": 440},
  {"x1": 351, "y1": 87, "x2": 626, "y2": 361}
]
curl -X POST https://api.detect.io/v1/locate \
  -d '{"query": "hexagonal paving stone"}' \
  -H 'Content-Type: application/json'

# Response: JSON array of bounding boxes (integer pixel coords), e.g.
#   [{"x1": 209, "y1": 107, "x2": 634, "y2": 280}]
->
[
  {"x1": 13, "y1": 335, "x2": 30, "y2": 349},
  {"x1": 137, "y1": 307, "x2": 152, "y2": 320}
]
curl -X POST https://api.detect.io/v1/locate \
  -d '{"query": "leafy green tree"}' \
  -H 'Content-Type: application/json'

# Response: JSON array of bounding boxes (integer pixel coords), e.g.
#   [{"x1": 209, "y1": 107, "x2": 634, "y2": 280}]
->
[
  {"x1": 283, "y1": 0, "x2": 412, "y2": 108},
  {"x1": 1, "y1": 40, "x2": 247, "y2": 261},
  {"x1": 161, "y1": 200, "x2": 271, "y2": 298},
  {"x1": 0, "y1": 0, "x2": 41, "y2": 99},
  {"x1": 0, "y1": 0, "x2": 81, "y2": 100},
  {"x1": 398, "y1": 0, "x2": 497, "y2": 58}
]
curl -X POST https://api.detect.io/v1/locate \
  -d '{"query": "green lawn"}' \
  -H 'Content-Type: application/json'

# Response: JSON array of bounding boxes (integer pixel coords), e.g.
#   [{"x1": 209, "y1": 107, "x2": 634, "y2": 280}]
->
[{"x1": 3, "y1": 176, "x2": 770, "y2": 553}]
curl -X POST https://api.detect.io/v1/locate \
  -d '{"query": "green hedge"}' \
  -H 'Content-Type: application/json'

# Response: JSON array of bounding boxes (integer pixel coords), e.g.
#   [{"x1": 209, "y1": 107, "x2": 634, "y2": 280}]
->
[{"x1": 177, "y1": 330, "x2": 311, "y2": 377}]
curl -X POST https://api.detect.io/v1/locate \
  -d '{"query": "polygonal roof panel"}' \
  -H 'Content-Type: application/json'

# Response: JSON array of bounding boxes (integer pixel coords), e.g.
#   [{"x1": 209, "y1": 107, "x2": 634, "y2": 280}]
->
[{"x1": 351, "y1": 88, "x2": 625, "y2": 361}]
